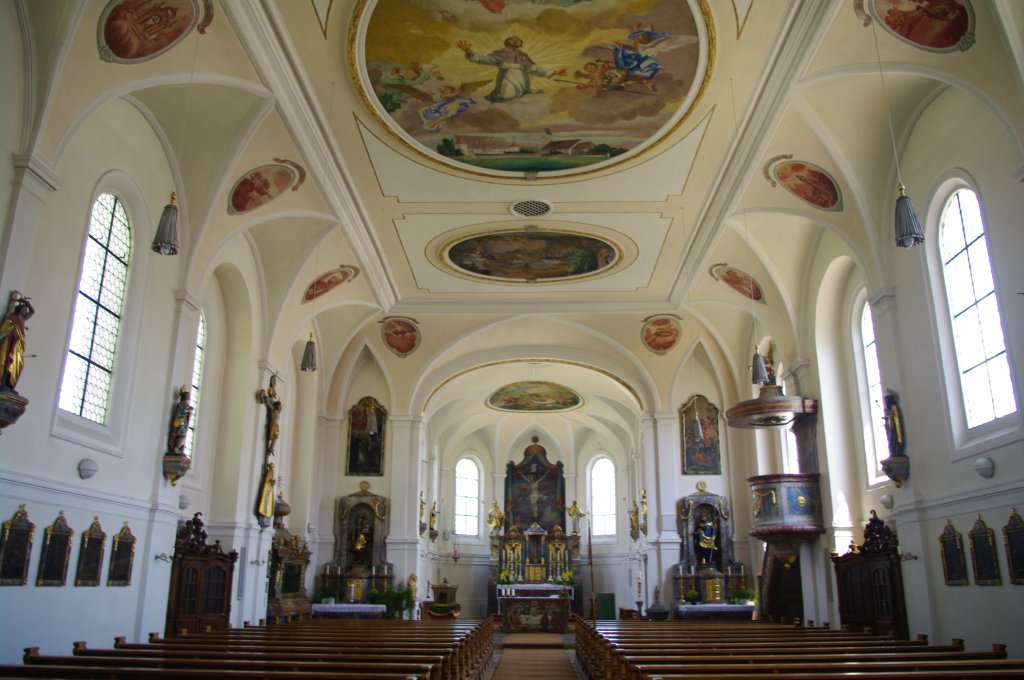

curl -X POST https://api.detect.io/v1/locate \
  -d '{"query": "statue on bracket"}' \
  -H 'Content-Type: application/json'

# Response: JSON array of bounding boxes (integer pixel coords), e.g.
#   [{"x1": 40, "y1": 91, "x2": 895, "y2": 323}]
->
[{"x1": 0, "y1": 290, "x2": 35, "y2": 432}]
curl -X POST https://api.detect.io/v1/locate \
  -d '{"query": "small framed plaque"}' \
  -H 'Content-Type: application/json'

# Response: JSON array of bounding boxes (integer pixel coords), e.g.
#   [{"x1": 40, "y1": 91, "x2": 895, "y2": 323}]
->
[
  {"x1": 37, "y1": 512, "x2": 73, "y2": 586},
  {"x1": 0, "y1": 505, "x2": 34, "y2": 586},
  {"x1": 107, "y1": 523, "x2": 136, "y2": 587},
  {"x1": 968, "y1": 515, "x2": 1001, "y2": 586},
  {"x1": 939, "y1": 519, "x2": 968, "y2": 586},
  {"x1": 75, "y1": 518, "x2": 106, "y2": 587},
  {"x1": 1002, "y1": 509, "x2": 1024, "y2": 585}
]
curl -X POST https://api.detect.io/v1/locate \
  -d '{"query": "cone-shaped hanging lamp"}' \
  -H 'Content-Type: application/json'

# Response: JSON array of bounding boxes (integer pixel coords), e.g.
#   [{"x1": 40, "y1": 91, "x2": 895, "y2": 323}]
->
[
  {"x1": 300, "y1": 332, "x2": 317, "y2": 372},
  {"x1": 152, "y1": 193, "x2": 180, "y2": 255}
]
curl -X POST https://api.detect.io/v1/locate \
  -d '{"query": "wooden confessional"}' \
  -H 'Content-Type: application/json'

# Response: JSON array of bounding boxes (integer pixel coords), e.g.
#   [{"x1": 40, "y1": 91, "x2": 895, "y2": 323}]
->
[
  {"x1": 831, "y1": 510, "x2": 909, "y2": 638},
  {"x1": 165, "y1": 513, "x2": 239, "y2": 637}
]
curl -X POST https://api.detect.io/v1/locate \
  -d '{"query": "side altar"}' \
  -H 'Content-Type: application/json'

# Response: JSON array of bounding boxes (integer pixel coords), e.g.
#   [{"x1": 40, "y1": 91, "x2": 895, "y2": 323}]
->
[{"x1": 487, "y1": 437, "x2": 582, "y2": 628}]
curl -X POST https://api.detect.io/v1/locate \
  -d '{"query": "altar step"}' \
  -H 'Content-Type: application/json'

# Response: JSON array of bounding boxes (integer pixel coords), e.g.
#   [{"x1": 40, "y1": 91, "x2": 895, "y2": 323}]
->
[{"x1": 501, "y1": 633, "x2": 566, "y2": 649}]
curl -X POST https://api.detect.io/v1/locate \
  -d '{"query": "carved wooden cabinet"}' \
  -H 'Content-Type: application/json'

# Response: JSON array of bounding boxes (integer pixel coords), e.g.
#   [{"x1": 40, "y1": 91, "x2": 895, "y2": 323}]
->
[
  {"x1": 165, "y1": 514, "x2": 238, "y2": 637},
  {"x1": 831, "y1": 511, "x2": 908, "y2": 639}
]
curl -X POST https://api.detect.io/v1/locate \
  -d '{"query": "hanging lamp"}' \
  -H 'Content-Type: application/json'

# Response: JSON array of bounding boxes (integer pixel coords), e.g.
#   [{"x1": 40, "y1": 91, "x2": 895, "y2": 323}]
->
[{"x1": 872, "y1": 23, "x2": 924, "y2": 248}]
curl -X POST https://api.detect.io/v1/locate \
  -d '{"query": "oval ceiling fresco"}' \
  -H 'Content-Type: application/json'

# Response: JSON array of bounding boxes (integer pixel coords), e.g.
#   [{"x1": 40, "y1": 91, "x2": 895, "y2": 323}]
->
[
  {"x1": 444, "y1": 229, "x2": 619, "y2": 283},
  {"x1": 487, "y1": 381, "x2": 583, "y2": 412},
  {"x1": 352, "y1": 0, "x2": 711, "y2": 178}
]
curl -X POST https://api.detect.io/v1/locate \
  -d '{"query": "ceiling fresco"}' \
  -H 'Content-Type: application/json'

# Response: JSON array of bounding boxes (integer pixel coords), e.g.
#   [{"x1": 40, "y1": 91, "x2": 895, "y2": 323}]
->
[{"x1": 351, "y1": 0, "x2": 711, "y2": 177}]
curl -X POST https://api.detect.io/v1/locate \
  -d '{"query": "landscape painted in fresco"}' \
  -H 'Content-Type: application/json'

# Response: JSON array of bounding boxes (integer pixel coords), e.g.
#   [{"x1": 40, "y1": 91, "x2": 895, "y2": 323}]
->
[
  {"x1": 446, "y1": 230, "x2": 618, "y2": 282},
  {"x1": 354, "y1": 0, "x2": 707, "y2": 176},
  {"x1": 487, "y1": 381, "x2": 582, "y2": 412}
]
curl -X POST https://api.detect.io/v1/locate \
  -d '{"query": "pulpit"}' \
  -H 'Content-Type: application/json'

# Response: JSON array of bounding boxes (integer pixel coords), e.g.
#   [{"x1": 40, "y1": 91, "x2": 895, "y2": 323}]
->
[{"x1": 488, "y1": 437, "x2": 581, "y2": 617}]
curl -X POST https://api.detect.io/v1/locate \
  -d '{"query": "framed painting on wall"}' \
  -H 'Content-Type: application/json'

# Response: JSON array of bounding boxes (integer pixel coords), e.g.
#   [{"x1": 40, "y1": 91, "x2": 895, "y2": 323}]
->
[
  {"x1": 968, "y1": 515, "x2": 1001, "y2": 585},
  {"x1": 0, "y1": 505, "x2": 34, "y2": 586},
  {"x1": 346, "y1": 397, "x2": 387, "y2": 476},
  {"x1": 680, "y1": 395, "x2": 721, "y2": 475},
  {"x1": 1003, "y1": 509, "x2": 1024, "y2": 585},
  {"x1": 108, "y1": 523, "x2": 136, "y2": 586},
  {"x1": 75, "y1": 518, "x2": 106, "y2": 587},
  {"x1": 939, "y1": 519, "x2": 968, "y2": 586},
  {"x1": 37, "y1": 512, "x2": 73, "y2": 587}
]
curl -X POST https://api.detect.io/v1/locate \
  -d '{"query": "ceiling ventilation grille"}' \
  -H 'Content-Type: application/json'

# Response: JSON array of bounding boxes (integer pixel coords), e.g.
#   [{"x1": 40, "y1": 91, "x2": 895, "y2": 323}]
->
[{"x1": 510, "y1": 200, "x2": 552, "y2": 218}]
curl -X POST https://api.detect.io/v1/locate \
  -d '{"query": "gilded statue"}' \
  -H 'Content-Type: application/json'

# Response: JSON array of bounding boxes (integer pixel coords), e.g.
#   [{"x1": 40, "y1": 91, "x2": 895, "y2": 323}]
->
[
  {"x1": 486, "y1": 500, "x2": 505, "y2": 535},
  {"x1": 629, "y1": 500, "x2": 640, "y2": 533},
  {"x1": 167, "y1": 386, "x2": 193, "y2": 456},
  {"x1": 566, "y1": 500, "x2": 585, "y2": 534},
  {"x1": 696, "y1": 511, "x2": 718, "y2": 567},
  {"x1": 429, "y1": 501, "x2": 438, "y2": 530},
  {"x1": 256, "y1": 375, "x2": 282, "y2": 456},
  {"x1": 0, "y1": 291, "x2": 34, "y2": 392},
  {"x1": 256, "y1": 462, "x2": 276, "y2": 521}
]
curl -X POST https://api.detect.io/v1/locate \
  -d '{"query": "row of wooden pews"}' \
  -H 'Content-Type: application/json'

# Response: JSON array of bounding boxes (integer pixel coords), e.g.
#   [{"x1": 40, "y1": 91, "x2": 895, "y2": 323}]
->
[
  {"x1": 573, "y1": 615, "x2": 1024, "y2": 680},
  {"x1": 0, "y1": 617, "x2": 493, "y2": 679}
]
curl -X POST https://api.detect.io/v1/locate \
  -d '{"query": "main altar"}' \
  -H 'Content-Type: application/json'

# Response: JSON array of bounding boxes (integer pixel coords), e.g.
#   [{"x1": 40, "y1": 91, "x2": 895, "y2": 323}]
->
[{"x1": 487, "y1": 437, "x2": 582, "y2": 631}]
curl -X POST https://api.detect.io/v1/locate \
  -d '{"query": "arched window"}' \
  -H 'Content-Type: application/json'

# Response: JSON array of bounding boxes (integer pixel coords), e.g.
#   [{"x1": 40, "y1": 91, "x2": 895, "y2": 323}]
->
[
  {"x1": 589, "y1": 457, "x2": 616, "y2": 536},
  {"x1": 182, "y1": 314, "x2": 206, "y2": 459},
  {"x1": 939, "y1": 188, "x2": 1016, "y2": 428},
  {"x1": 454, "y1": 458, "x2": 480, "y2": 536},
  {"x1": 859, "y1": 302, "x2": 888, "y2": 479},
  {"x1": 59, "y1": 193, "x2": 132, "y2": 424}
]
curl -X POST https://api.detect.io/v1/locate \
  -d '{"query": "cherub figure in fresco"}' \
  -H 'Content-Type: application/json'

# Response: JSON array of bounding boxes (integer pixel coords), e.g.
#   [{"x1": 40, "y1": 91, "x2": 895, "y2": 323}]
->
[
  {"x1": 604, "y1": 23, "x2": 698, "y2": 92},
  {"x1": 458, "y1": 36, "x2": 567, "y2": 103},
  {"x1": 377, "y1": 62, "x2": 444, "y2": 113},
  {"x1": 419, "y1": 84, "x2": 478, "y2": 131}
]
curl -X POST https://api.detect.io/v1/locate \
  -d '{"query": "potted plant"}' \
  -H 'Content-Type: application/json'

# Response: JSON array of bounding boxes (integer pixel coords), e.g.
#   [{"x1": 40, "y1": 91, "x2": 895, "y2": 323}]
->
[
  {"x1": 732, "y1": 587, "x2": 755, "y2": 605},
  {"x1": 685, "y1": 588, "x2": 700, "y2": 605}
]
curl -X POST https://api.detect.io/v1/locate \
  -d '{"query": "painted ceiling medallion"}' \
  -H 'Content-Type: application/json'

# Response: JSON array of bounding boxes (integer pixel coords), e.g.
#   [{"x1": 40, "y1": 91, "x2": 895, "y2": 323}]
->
[
  {"x1": 487, "y1": 381, "x2": 583, "y2": 412},
  {"x1": 352, "y1": 0, "x2": 710, "y2": 177},
  {"x1": 302, "y1": 265, "x2": 361, "y2": 303},
  {"x1": 763, "y1": 155, "x2": 843, "y2": 212},
  {"x1": 98, "y1": 0, "x2": 214, "y2": 64},
  {"x1": 380, "y1": 316, "x2": 420, "y2": 357},
  {"x1": 641, "y1": 314, "x2": 682, "y2": 355},
  {"x1": 445, "y1": 229, "x2": 618, "y2": 283},
  {"x1": 228, "y1": 159, "x2": 306, "y2": 215},
  {"x1": 860, "y1": 0, "x2": 975, "y2": 53},
  {"x1": 709, "y1": 263, "x2": 765, "y2": 303}
]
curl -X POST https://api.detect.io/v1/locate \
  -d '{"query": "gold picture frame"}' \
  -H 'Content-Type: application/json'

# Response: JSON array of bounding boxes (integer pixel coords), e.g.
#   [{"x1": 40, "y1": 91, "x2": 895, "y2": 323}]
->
[
  {"x1": 0, "y1": 504, "x2": 34, "y2": 586},
  {"x1": 968, "y1": 515, "x2": 1001, "y2": 585},
  {"x1": 37, "y1": 511, "x2": 73, "y2": 586},
  {"x1": 1002, "y1": 508, "x2": 1023, "y2": 585},
  {"x1": 75, "y1": 518, "x2": 106, "y2": 587},
  {"x1": 107, "y1": 523, "x2": 135, "y2": 586},
  {"x1": 939, "y1": 519, "x2": 968, "y2": 586}
]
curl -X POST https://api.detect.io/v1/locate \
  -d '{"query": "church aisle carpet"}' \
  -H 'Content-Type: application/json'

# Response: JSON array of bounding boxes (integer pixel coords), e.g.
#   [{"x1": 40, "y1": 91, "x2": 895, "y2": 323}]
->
[{"x1": 490, "y1": 646, "x2": 581, "y2": 680}]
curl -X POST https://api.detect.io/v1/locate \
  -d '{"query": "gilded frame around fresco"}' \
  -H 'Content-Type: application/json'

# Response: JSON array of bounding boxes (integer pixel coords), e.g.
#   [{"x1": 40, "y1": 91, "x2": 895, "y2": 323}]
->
[{"x1": 939, "y1": 519, "x2": 968, "y2": 586}]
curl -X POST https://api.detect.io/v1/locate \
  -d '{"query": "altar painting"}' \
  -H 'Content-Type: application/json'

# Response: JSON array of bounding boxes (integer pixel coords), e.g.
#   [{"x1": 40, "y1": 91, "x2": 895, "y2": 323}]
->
[
  {"x1": 681, "y1": 395, "x2": 720, "y2": 475},
  {"x1": 346, "y1": 397, "x2": 386, "y2": 476},
  {"x1": 353, "y1": 0, "x2": 709, "y2": 177}
]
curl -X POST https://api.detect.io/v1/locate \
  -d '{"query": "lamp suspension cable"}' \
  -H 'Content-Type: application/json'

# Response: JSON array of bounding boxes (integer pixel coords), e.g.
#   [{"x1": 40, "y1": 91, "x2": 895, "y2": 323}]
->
[
  {"x1": 153, "y1": 30, "x2": 201, "y2": 256},
  {"x1": 870, "y1": 22, "x2": 924, "y2": 248},
  {"x1": 729, "y1": 79, "x2": 768, "y2": 386},
  {"x1": 303, "y1": 80, "x2": 337, "y2": 373}
]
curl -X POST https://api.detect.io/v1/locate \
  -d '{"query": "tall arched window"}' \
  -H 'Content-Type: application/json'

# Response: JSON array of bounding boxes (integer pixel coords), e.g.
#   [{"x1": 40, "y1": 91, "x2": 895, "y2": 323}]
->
[
  {"x1": 939, "y1": 188, "x2": 1016, "y2": 428},
  {"x1": 589, "y1": 457, "x2": 616, "y2": 536},
  {"x1": 454, "y1": 458, "x2": 480, "y2": 536},
  {"x1": 59, "y1": 193, "x2": 132, "y2": 424},
  {"x1": 182, "y1": 314, "x2": 206, "y2": 459},
  {"x1": 859, "y1": 302, "x2": 888, "y2": 479}
]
